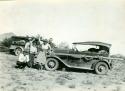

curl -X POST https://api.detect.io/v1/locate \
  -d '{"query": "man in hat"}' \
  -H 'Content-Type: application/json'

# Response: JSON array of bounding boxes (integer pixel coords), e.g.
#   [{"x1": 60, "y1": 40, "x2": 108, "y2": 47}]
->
[
  {"x1": 28, "y1": 41, "x2": 37, "y2": 68},
  {"x1": 42, "y1": 39, "x2": 51, "y2": 52},
  {"x1": 25, "y1": 37, "x2": 32, "y2": 51},
  {"x1": 48, "y1": 38, "x2": 56, "y2": 49}
]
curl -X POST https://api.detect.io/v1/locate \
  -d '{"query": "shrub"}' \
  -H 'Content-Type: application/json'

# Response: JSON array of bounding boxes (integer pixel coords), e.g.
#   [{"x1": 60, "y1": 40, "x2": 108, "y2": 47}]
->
[
  {"x1": 56, "y1": 77, "x2": 67, "y2": 85},
  {"x1": 68, "y1": 84, "x2": 76, "y2": 88},
  {"x1": 1, "y1": 37, "x2": 13, "y2": 47},
  {"x1": 58, "y1": 42, "x2": 70, "y2": 49}
]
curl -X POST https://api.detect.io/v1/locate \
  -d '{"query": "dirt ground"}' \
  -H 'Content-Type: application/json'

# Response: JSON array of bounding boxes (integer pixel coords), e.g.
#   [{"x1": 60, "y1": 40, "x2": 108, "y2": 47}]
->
[{"x1": 0, "y1": 52, "x2": 125, "y2": 91}]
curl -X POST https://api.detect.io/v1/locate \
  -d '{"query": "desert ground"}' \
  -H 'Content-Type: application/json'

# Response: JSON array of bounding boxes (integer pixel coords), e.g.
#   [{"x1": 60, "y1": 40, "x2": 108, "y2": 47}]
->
[{"x1": 0, "y1": 52, "x2": 125, "y2": 91}]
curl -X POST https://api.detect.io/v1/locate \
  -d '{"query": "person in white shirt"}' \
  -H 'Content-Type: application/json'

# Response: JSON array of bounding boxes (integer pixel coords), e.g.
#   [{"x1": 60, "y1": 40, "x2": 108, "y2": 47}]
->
[
  {"x1": 16, "y1": 51, "x2": 29, "y2": 69},
  {"x1": 42, "y1": 42, "x2": 51, "y2": 50},
  {"x1": 27, "y1": 42, "x2": 37, "y2": 68},
  {"x1": 48, "y1": 38, "x2": 56, "y2": 49},
  {"x1": 25, "y1": 38, "x2": 32, "y2": 52},
  {"x1": 30, "y1": 44, "x2": 37, "y2": 54},
  {"x1": 24, "y1": 37, "x2": 38, "y2": 68}
]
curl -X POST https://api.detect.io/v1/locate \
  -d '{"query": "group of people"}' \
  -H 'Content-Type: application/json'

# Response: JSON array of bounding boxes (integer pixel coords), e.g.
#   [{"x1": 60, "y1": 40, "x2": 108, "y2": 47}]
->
[{"x1": 16, "y1": 36, "x2": 55, "y2": 69}]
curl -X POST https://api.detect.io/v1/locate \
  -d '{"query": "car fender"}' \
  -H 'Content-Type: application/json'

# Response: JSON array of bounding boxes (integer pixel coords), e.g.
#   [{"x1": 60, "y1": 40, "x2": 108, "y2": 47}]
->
[
  {"x1": 91, "y1": 60, "x2": 111, "y2": 70},
  {"x1": 47, "y1": 56, "x2": 71, "y2": 68}
]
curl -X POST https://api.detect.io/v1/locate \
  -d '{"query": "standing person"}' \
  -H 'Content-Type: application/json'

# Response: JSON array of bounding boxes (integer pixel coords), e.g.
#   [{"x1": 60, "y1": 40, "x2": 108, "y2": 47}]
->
[
  {"x1": 25, "y1": 37, "x2": 37, "y2": 68},
  {"x1": 38, "y1": 36, "x2": 44, "y2": 52},
  {"x1": 42, "y1": 39, "x2": 51, "y2": 55},
  {"x1": 28, "y1": 41, "x2": 37, "y2": 68},
  {"x1": 48, "y1": 38, "x2": 56, "y2": 49},
  {"x1": 36, "y1": 38, "x2": 51, "y2": 67},
  {"x1": 42, "y1": 39, "x2": 51, "y2": 65},
  {"x1": 25, "y1": 37, "x2": 32, "y2": 52}
]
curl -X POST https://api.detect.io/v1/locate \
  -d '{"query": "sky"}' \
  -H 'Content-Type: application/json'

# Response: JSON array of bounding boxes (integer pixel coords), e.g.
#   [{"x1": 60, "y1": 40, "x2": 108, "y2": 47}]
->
[{"x1": 0, "y1": 0, "x2": 125, "y2": 55}]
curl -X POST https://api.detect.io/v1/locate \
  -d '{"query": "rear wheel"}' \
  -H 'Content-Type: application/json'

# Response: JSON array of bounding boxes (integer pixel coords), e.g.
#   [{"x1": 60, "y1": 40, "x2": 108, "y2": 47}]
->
[
  {"x1": 15, "y1": 48, "x2": 22, "y2": 56},
  {"x1": 45, "y1": 58, "x2": 59, "y2": 71},
  {"x1": 95, "y1": 62, "x2": 108, "y2": 75}
]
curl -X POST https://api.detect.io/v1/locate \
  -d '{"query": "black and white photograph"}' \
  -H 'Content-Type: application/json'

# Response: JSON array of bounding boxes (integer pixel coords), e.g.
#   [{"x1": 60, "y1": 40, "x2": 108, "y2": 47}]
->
[{"x1": 0, "y1": 0, "x2": 125, "y2": 91}]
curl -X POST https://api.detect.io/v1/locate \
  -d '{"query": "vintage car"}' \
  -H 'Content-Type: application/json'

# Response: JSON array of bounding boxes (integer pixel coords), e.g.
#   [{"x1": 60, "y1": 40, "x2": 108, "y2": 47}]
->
[
  {"x1": 9, "y1": 36, "x2": 31, "y2": 55},
  {"x1": 45, "y1": 41, "x2": 113, "y2": 74}
]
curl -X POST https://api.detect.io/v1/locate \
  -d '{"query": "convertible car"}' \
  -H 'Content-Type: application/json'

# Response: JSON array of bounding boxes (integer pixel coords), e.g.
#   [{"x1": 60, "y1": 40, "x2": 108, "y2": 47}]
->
[{"x1": 45, "y1": 41, "x2": 113, "y2": 74}]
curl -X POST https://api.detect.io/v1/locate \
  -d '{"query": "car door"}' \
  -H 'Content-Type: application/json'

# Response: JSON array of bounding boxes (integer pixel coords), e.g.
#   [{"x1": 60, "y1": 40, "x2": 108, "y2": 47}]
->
[
  {"x1": 80, "y1": 51, "x2": 94, "y2": 69},
  {"x1": 67, "y1": 48, "x2": 93, "y2": 69},
  {"x1": 67, "y1": 49, "x2": 83, "y2": 67}
]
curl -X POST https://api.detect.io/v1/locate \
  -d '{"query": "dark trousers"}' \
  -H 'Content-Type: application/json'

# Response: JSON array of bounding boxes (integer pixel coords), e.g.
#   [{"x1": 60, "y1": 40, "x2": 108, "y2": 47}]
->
[
  {"x1": 27, "y1": 53, "x2": 35, "y2": 68},
  {"x1": 16, "y1": 61, "x2": 26, "y2": 69}
]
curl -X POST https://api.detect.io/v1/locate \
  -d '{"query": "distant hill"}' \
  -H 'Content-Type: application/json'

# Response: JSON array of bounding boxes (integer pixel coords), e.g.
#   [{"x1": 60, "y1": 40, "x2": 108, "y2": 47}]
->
[{"x1": 0, "y1": 32, "x2": 15, "y2": 42}]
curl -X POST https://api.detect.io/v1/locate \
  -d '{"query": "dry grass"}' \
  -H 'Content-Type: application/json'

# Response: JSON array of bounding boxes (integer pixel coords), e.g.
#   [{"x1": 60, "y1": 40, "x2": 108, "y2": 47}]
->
[
  {"x1": 1, "y1": 52, "x2": 125, "y2": 91},
  {"x1": 68, "y1": 84, "x2": 76, "y2": 88}
]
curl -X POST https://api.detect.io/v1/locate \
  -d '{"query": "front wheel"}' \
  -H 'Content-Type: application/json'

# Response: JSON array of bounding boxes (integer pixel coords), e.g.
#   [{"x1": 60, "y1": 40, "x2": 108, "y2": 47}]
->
[
  {"x1": 45, "y1": 58, "x2": 59, "y2": 71},
  {"x1": 95, "y1": 62, "x2": 109, "y2": 75}
]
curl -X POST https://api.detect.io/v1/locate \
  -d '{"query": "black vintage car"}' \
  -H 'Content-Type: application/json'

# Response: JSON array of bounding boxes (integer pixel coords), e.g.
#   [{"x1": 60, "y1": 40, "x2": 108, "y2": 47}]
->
[
  {"x1": 9, "y1": 36, "x2": 33, "y2": 55},
  {"x1": 45, "y1": 41, "x2": 113, "y2": 74}
]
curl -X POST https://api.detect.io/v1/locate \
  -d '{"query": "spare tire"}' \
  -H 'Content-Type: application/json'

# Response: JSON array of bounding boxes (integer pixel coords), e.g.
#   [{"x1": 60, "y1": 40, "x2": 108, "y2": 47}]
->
[{"x1": 15, "y1": 48, "x2": 23, "y2": 56}]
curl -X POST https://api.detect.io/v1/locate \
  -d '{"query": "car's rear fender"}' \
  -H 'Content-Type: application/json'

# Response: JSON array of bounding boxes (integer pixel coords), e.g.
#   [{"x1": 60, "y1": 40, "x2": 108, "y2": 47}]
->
[{"x1": 91, "y1": 60, "x2": 111, "y2": 70}]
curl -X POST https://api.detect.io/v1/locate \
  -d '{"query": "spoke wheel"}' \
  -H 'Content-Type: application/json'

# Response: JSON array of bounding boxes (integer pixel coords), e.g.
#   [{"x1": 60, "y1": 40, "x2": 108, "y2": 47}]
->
[
  {"x1": 45, "y1": 58, "x2": 59, "y2": 71},
  {"x1": 95, "y1": 62, "x2": 108, "y2": 75},
  {"x1": 15, "y1": 48, "x2": 22, "y2": 56}
]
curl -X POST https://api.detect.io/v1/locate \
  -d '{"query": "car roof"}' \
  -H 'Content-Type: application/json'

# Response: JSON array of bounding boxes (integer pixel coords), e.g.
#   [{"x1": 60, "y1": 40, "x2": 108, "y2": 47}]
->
[
  {"x1": 11, "y1": 36, "x2": 31, "y2": 40},
  {"x1": 72, "y1": 41, "x2": 112, "y2": 48}
]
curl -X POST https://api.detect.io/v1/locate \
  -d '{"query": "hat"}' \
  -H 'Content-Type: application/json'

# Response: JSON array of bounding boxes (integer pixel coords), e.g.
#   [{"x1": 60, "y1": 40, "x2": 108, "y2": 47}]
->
[
  {"x1": 43, "y1": 39, "x2": 48, "y2": 42},
  {"x1": 28, "y1": 37, "x2": 32, "y2": 40},
  {"x1": 40, "y1": 37, "x2": 43, "y2": 40}
]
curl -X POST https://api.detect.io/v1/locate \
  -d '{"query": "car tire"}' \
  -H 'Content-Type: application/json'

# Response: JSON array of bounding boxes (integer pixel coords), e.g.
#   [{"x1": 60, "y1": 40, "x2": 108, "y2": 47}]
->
[
  {"x1": 45, "y1": 58, "x2": 59, "y2": 71},
  {"x1": 15, "y1": 48, "x2": 22, "y2": 56},
  {"x1": 94, "y1": 62, "x2": 108, "y2": 75}
]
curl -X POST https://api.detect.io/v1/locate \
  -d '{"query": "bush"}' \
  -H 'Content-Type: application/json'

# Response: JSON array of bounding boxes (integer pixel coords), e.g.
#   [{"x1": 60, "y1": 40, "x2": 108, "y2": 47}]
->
[
  {"x1": 58, "y1": 42, "x2": 70, "y2": 49},
  {"x1": 1, "y1": 37, "x2": 13, "y2": 47},
  {"x1": 68, "y1": 84, "x2": 76, "y2": 88},
  {"x1": 0, "y1": 46, "x2": 9, "y2": 52}
]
